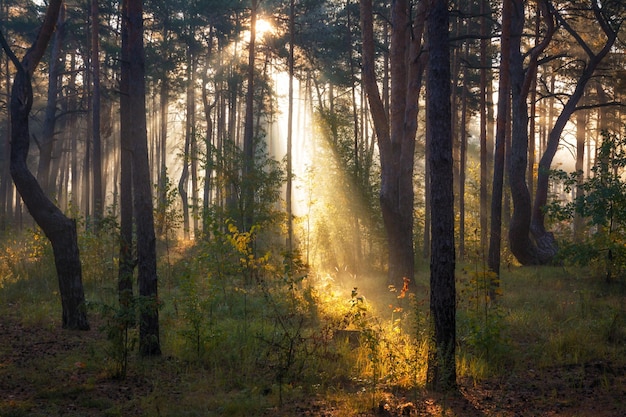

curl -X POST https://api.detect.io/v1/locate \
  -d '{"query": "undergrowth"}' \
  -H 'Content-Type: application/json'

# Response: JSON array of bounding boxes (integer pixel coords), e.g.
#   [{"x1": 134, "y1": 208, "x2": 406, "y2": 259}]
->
[{"x1": 1, "y1": 226, "x2": 626, "y2": 416}]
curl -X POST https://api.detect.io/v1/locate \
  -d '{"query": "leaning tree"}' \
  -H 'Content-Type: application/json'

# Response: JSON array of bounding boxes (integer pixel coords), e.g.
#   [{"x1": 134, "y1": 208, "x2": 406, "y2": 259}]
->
[
  {"x1": 0, "y1": 0, "x2": 89, "y2": 330},
  {"x1": 508, "y1": 0, "x2": 623, "y2": 265}
]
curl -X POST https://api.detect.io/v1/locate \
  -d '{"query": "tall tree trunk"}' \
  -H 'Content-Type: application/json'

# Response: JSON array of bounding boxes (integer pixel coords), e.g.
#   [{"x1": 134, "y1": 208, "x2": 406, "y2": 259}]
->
[
  {"x1": 546, "y1": 70, "x2": 555, "y2": 155},
  {"x1": 531, "y1": 0, "x2": 619, "y2": 259},
  {"x1": 50, "y1": 60, "x2": 74, "y2": 207},
  {"x1": 286, "y1": 0, "x2": 295, "y2": 251},
  {"x1": 0, "y1": 0, "x2": 9, "y2": 228},
  {"x1": 346, "y1": 0, "x2": 363, "y2": 269},
  {"x1": 360, "y1": 0, "x2": 426, "y2": 290},
  {"x1": 479, "y1": 0, "x2": 490, "y2": 256},
  {"x1": 68, "y1": 52, "x2": 79, "y2": 213},
  {"x1": 507, "y1": 0, "x2": 554, "y2": 265},
  {"x1": 156, "y1": 28, "x2": 169, "y2": 237},
  {"x1": 201, "y1": 50, "x2": 216, "y2": 233},
  {"x1": 38, "y1": 6, "x2": 65, "y2": 196},
  {"x1": 426, "y1": 0, "x2": 456, "y2": 392},
  {"x1": 190, "y1": 67, "x2": 199, "y2": 238},
  {"x1": 242, "y1": 0, "x2": 258, "y2": 230},
  {"x1": 82, "y1": 30, "x2": 91, "y2": 221},
  {"x1": 0, "y1": 0, "x2": 89, "y2": 330},
  {"x1": 179, "y1": 43, "x2": 194, "y2": 240},
  {"x1": 487, "y1": 0, "x2": 512, "y2": 278},
  {"x1": 118, "y1": 0, "x2": 134, "y2": 304},
  {"x1": 573, "y1": 103, "x2": 586, "y2": 241},
  {"x1": 449, "y1": 16, "x2": 460, "y2": 187},
  {"x1": 126, "y1": 0, "x2": 161, "y2": 356},
  {"x1": 458, "y1": 40, "x2": 469, "y2": 261},
  {"x1": 527, "y1": 9, "x2": 540, "y2": 199},
  {"x1": 504, "y1": 0, "x2": 618, "y2": 265},
  {"x1": 423, "y1": 103, "x2": 431, "y2": 260},
  {"x1": 91, "y1": 0, "x2": 103, "y2": 227},
  {"x1": 55, "y1": 140, "x2": 68, "y2": 211},
  {"x1": 508, "y1": 0, "x2": 537, "y2": 265},
  {"x1": 155, "y1": 11, "x2": 171, "y2": 237}
]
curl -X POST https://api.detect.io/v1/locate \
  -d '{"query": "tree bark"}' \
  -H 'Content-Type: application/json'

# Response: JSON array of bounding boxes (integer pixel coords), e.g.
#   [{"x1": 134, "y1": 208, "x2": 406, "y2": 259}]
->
[
  {"x1": 286, "y1": 0, "x2": 295, "y2": 251},
  {"x1": 360, "y1": 0, "x2": 426, "y2": 290},
  {"x1": 0, "y1": 0, "x2": 11, "y2": 228},
  {"x1": 155, "y1": 14, "x2": 170, "y2": 237},
  {"x1": 508, "y1": 0, "x2": 537, "y2": 265},
  {"x1": 531, "y1": 0, "x2": 619, "y2": 258},
  {"x1": 179, "y1": 43, "x2": 193, "y2": 240},
  {"x1": 68, "y1": 52, "x2": 79, "y2": 213},
  {"x1": 487, "y1": 0, "x2": 511, "y2": 277},
  {"x1": 426, "y1": 0, "x2": 456, "y2": 392},
  {"x1": 506, "y1": 0, "x2": 618, "y2": 265},
  {"x1": 189, "y1": 53, "x2": 199, "y2": 238},
  {"x1": 126, "y1": 0, "x2": 161, "y2": 356},
  {"x1": 0, "y1": 0, "x2": 89, "y2": 330},
  {"x1": 38, "y1": 6, "x2": 65, "y2": 196},
  {"x1": 201, "y1": 38, "x2": 216, "y2": 233},
  {"x1": 242, "y1": 0, "x2": 258, "y2": 231},
  {"x1": 507, "y1": 0, "x2": 555, "y2": 265},
  {"x1": 479, "y1": 0, "x2": 490, "y2": 256},
  {"x1": 458, "y1": 40, "x2": 469, "y2": 261},
  {"x1": 118, "y1": 0, "x2": 134, "y2": 303},
  {"x1": 91, "y1": 0, "x2": 103, "y2": 227},
  {"x1": 527, "y1": 9, "x2": 540, "y2": 199},
  {"x1": 573, "y1": 102, "x2": 586, "y2": 240}
]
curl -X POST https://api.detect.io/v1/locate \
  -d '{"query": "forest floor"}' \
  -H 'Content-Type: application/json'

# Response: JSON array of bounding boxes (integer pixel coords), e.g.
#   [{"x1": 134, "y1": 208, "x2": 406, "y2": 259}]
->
[{"x1": 1, "y1": 300, "x2": 625, "y2": 417}]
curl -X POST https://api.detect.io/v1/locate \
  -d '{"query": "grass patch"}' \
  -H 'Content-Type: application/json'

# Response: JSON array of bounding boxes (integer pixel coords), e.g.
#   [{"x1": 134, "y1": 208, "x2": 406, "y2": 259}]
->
[
  {"x1": 501, "y1": 266, "x2": 626, "y2": 368},
  {"x1": 1, "y1": 232, "x2": 626, "y2": 416}
]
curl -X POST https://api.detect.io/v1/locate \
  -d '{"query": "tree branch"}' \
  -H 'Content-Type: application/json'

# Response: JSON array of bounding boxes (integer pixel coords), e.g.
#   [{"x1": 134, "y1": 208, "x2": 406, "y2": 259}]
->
[
  {"x1": 574, "y1": 101, "x2": 624, "y2": 112},
  {"x1": 22, "y1": 0, "x2": 63, "y2": 75},
  {"x1": 522, "y1": 0, "x2": 554, "y2": 98}
]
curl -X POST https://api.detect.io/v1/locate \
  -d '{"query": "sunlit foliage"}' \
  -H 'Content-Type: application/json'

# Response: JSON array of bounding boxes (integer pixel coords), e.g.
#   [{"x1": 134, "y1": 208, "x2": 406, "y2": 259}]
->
[{"x1": 547, "y1": 130, "x2": 626, "y2": 281}]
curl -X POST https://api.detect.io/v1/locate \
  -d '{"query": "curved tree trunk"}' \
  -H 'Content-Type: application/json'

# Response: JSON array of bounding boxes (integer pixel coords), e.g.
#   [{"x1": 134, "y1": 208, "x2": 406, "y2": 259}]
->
[
  {"x1": 509, "y1": 0, "x2": 619, "y2": 265},
  {"x1": 0, "y1": 0, "x2": 89, "y2": 330},
  {"x1": 507, "y1": 0, "x2": 555, "y2": 265},
  {"x1": 531, "y1": 1, "x2": 618, "y2": 257}
]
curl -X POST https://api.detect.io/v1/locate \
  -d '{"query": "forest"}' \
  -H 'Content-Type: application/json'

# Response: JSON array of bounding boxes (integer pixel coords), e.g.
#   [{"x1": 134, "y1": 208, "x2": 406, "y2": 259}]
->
[{"x1": 0, "y1": 0, "x2": 625, "y2": 415}]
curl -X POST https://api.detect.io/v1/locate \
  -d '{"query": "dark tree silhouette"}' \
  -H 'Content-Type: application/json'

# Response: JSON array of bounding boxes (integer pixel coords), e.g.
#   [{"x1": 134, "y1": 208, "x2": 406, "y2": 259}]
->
[
  {"x1": 242, "y1": 0, "x2": 259, "y2": 231},
  {"x1": 487, "y1": 0, "x2": 513, "y2": 294},
  {"x1": 124, "y1": 0, "x2": 161, "y2": 356},
  {"x1": 0, "y1": 0, "x2": 89, "y2": 330},
  {"x1": 118, "y1": 0, "x2": 134, "y2": 305},
  {"x1": 360, "y1": 0, "x2": 427, "y2": 290},
  {"x1": 426, "y1": 0, "x2": 456, "y2": 392},
  {"x1": 507, "y1": 0, "x2": 621, "y2": 265}
]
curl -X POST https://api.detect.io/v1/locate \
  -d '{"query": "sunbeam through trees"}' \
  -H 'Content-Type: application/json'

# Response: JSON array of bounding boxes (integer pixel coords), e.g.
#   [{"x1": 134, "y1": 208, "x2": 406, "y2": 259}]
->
[{"x1": 0, "y1": 0, "x2": 625, "y2": 415}]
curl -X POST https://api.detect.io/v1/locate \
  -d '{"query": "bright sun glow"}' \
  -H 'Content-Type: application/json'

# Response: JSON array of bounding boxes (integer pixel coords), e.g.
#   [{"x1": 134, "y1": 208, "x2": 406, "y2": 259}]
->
[{"x1": 255, "y1": 18, "x2": 275, "y2": 39}]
